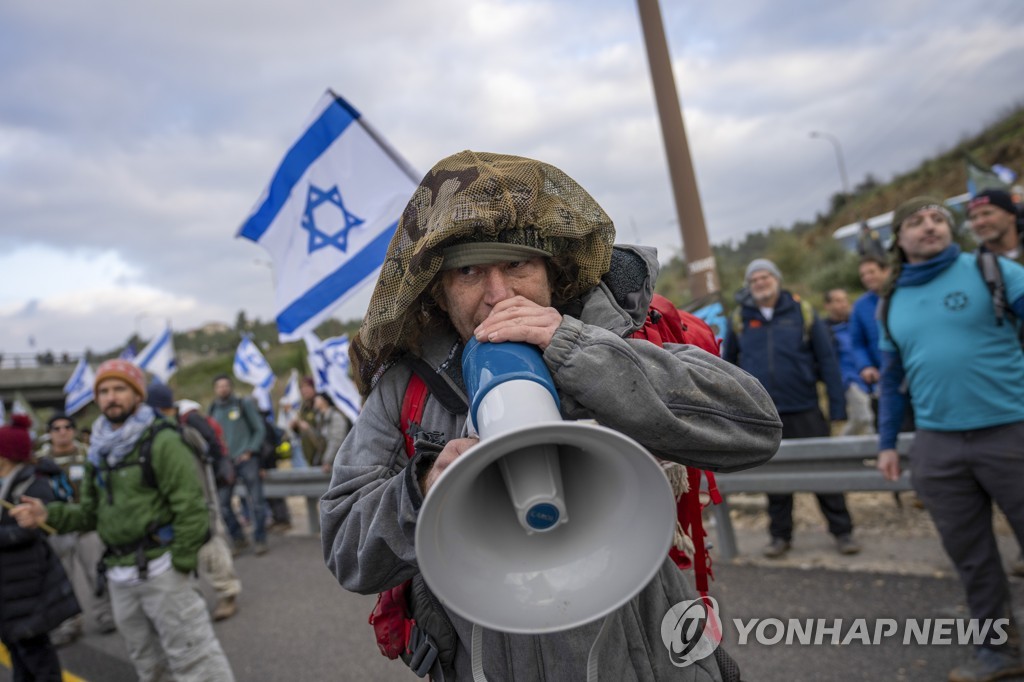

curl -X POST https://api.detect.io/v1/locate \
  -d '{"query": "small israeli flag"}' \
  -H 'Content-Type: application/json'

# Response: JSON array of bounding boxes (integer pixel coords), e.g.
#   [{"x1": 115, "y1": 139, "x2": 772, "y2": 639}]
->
[
  {"x1": 233, "y1": 336, "x2": 276, "y2": 390},
  {"x1": 63, "y1": 356, "x2": 96, "y2": 415},
  {"x1": 135, "y1": 324, "x2": 177, "y2": 383},
  {"x1": 238, "y1": 90, "x2": 419, "y2": 341},
  {"x1": 118, "y1": 342, "x2": 137, "y2": 362},
  {"x1": 304, "y1": 332, "x2": 360, "y2": 423},
  {"x1": 281, "y1": 369, "x2": 302, "y2": 412}
]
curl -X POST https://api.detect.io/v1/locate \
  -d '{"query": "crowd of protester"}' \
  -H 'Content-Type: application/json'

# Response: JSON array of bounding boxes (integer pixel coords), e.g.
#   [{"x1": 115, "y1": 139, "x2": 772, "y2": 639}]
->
[{"x1": 0, "y1": 179, "x2": 1021, "y2": 681}]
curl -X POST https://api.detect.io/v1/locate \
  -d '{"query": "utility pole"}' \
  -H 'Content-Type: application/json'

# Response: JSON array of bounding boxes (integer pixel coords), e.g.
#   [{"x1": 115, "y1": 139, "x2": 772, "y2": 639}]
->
[{"x1": 635, "y1": 0, "x2": 720, "y2": 303}]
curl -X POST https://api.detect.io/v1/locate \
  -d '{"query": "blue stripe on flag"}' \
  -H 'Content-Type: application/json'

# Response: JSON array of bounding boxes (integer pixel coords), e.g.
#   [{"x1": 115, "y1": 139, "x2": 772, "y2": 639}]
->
[
  {"x1": 66, "y1": 392, "x2": 92, "y2": 415},
  {"x1": 238, "y1": 98, "x2": 360, "y2": 242},
  {"x1": 276, "y1": 220, "x2": 397, "y2": 335},
  {"x1": 137, "y1": 330, "x2": 169, "y2": 368},
  {"x1": 64, "y1": 359, "x2": 86, "y2": 392}
]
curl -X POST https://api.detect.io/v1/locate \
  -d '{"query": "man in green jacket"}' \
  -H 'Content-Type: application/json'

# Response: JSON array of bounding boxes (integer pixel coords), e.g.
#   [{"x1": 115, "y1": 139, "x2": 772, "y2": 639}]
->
[{"x1": 13, "y1": 360, "x2": 235, "y2": 682}]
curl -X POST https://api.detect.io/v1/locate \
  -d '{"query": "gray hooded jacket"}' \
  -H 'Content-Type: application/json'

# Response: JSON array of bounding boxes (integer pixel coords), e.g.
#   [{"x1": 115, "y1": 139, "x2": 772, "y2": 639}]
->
[{"x1": 321, "y1": 246, "x2": 782, "y2": 681}]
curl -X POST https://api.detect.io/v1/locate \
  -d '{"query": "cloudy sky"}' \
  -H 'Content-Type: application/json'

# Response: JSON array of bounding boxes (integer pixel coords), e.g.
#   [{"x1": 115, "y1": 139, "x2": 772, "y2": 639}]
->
[{"x1": 2, "y1": 0, "x2": 1022, "y2": 356}]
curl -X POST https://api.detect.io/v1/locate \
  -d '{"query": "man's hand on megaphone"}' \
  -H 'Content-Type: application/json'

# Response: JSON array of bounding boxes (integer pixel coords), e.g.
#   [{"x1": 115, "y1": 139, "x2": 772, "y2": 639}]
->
[
  {"x1": 474, "y1": 296, "x2": 562, "y2": 350},
  {"x1": 421, "y1": 437, "x2": 479, "y2": 495}
]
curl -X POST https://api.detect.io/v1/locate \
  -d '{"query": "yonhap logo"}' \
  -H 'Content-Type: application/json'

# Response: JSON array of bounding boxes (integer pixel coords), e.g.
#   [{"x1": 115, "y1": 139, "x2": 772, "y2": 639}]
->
[{"x1": 660, "y1": 596, "x2": 723, "y2": 667}]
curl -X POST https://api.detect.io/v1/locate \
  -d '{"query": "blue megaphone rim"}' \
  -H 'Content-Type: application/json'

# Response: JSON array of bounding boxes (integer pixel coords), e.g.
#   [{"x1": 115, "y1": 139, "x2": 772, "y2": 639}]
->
[{"x1": 462, "y1": 338, "x2": 561, "y2": 428}]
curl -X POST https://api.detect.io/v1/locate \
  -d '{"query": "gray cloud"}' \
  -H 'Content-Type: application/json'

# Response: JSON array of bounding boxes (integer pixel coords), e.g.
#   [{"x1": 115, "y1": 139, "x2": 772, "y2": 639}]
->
[{"x1": 1, "y1": 0, "x2": 1022, "y2": 353}]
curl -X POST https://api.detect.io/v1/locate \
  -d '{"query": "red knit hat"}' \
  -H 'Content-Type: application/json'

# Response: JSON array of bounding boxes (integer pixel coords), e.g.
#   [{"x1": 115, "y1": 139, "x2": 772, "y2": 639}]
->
[
  {"x1": 0, "y1": 415, "x2": 33, "y2": 463},
  {"x1": 94, "y1": 359, "x2": 147, "y2": 400}
]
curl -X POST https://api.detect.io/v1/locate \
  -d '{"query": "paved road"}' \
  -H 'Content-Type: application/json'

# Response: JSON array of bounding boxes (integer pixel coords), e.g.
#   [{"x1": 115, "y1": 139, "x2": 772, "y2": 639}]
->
[{"x1": 4, "y1": 533, "x2": 1024, "y2": 681}]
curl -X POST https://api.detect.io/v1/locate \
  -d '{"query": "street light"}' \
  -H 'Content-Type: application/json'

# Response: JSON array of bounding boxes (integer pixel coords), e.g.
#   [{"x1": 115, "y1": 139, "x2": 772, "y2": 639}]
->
[{"x1": 809, "y1": 130, "x2": 851, "y2": 196}]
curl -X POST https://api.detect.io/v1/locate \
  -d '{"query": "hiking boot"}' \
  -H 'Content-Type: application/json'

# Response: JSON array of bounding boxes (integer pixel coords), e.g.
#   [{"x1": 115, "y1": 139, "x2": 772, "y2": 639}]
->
[
  {"x1": 267, "y1": 521, "x2": 292, "y2": 534},
  {"x1": 836, "y1": 534, "x2": 861, "y2": 555},
  {"x1": 948, "y1": 647, "x2": 1024, "y2": 682},
  {"x1": 763, "y1": 538, "x2": 791, "y2": 559},
  {"x1": 50, "y1": 617, "x2": 82, "y2": 648},
  {"x1": 231, "y1": 538, "x2": 250, "y2": 557},
  {"x1": 212, "y1": 596, "x2": 238, "y2": 621},
  {"x1": 254, "y1": 541, "x2": 269, "y2": 556}
]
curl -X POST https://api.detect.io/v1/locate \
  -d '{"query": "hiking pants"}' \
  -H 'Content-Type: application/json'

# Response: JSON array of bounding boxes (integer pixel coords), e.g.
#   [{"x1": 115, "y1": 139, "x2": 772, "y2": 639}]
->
[
  {"x1": 768, "y1": 408, "x2": 854, "y2": 541},
  {"x1": 218, "y1": 456, "x2": 267, "y2": 544},
  {"x1": 910, "y1": 421, "x2": 1024, "y2": 652},
  {"x1": 109, "y1": 568, "x2": 235, "y2": 682}
]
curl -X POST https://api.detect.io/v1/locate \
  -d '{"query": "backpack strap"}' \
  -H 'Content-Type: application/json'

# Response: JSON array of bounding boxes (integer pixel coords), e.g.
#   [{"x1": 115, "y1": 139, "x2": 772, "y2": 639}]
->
[
  {"x1": 977, "y1": 249, "x2": 1024, "y2": 348},
  {"x1": 978, "y1": 249, "x2": 1010, "y2": 326},
  {"x1": 794, "y1": 295, "x2": 814, "y2": 347},
  {"x1": 401, "y1": 372, "x2": 430, "y2": 459},
  {"x1": 97, "y1": 419, "x2": 177, "y2": 505}
]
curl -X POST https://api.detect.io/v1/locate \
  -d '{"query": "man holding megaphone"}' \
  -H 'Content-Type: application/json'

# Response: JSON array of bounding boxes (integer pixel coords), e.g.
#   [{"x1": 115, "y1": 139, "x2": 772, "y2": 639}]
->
[{"x1": 321, "y1": 150, "x2": 783, "y2": 681}]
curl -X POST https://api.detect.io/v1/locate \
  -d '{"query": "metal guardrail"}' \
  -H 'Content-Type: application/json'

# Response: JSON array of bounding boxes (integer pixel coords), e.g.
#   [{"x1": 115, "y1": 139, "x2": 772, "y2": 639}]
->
[
  {"x1": 263, "y1": 469, "x2": 332, "y2": 534},
  {"x1": 264, "y1": 433, "x2": 918, "y2": 557},
  {"x1": 709, "y1": 432, "x2": 915, "y2": 560}
]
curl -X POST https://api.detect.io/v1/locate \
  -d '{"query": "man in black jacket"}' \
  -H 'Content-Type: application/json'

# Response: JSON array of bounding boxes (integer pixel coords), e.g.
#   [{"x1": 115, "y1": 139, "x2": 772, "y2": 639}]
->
[{"x1": 723, "y1": 258, "x2": 858, "y2": 558}]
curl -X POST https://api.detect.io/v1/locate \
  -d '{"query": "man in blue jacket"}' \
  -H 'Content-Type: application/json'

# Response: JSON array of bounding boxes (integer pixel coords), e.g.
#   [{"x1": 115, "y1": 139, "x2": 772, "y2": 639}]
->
[
  {"x1": 723, "y1": 258, "x2": 857, "y2": 558},
  {"x1": 823, "y1": 288, "x2": 874, "y2": 435},
  {"x1": 849, "y1": 255, "x2": 888, "y2": 405},
  {"x1": 876, "y1": 196, "x2": 1024, "y2": 682}
]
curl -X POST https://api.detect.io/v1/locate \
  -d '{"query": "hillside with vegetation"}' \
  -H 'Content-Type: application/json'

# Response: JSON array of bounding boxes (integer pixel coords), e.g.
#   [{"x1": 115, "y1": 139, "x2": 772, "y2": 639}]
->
[
  {"x1": 67, "y1": 104, "x2": 1022, "y2": 423},
  {"x1": 655, "y1": 104, "x2": 1024, "y2": 309}
]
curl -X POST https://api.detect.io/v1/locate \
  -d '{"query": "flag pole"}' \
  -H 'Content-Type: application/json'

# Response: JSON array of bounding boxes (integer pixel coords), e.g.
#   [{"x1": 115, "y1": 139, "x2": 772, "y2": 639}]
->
[{"x1": 329, "y1": 90, "x2": 421, "y2": 185}]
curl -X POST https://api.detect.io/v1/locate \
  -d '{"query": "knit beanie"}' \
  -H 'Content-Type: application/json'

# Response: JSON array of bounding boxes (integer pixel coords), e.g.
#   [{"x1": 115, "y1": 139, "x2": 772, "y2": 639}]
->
[
  {"x1": 745, "y1": 258, "x2": 782, "y2": 285},
  {"x1": 145, "y1": 382, "x2": 174, "y2": 410},
  {"x1": 94, "y1": 359, "x2": 147, "y2": 400},
  {"x1": 0, "y1": 415, "x2": 33, "y2": 463},
  {"x1": 968, "y1": 189, "x2": 1018, "y2": 217}
]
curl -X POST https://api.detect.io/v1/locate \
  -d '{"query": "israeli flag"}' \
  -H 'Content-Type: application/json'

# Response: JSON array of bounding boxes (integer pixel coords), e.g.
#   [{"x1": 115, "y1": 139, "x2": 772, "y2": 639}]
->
[
  {"x1": 233, "y1": 336, "x2": 276, "y2": 390},
  {"x1": 251, "y1": 386, "x2": 273, "y2": 414},
  {"x1": 304, "y1": 332, "x2": 360, "y2": 423},
  {"x1": 281, "y1": 368, "x2": 302, "y2": 412},
  {"x1": 118, "y1": 342, "x2": 137, "y2": 362},
  {"x1": 135, "y1": 324, "x2": 177, "y2": 383},
  {"x1": 238, "y1": 90, "x2": 419, "y2": 341},
  {"x1": 63, "y1": 357, "x2": 96, "y2": 415}
]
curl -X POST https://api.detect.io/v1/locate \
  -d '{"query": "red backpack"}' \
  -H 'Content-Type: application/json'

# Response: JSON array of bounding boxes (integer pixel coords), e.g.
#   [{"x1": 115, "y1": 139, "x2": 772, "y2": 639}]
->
[
  {"x1": 369, "y1": 293, "x2": 725, "y2": 673},
  {"x1": 628, "y1": 294, "x2": 723, "y2": 598}
]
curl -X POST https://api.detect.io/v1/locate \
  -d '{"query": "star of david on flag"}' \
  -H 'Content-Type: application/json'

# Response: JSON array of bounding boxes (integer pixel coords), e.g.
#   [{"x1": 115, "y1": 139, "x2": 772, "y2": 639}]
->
[
  {"x1": 233, "y1": 335, "x2": 276, "y2": 390},
  {"x1": 303, "y1": 184, "x2": 364, "y2": 253},
  {"x1": 238, "y1": 90, "x2": 420, "y2": 341}
]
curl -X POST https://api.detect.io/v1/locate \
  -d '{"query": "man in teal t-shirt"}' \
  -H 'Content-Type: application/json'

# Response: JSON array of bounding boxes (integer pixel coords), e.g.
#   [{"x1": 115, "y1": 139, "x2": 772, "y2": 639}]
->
[{"x1": 876, "y1": 196, "x2": 1024, "y2": 682}]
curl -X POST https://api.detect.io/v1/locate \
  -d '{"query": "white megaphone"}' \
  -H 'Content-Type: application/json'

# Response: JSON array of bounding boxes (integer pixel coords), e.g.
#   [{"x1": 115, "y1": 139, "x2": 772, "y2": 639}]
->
[{"x1": 415, "y1": 338, "x2": 676, "y2": 634}]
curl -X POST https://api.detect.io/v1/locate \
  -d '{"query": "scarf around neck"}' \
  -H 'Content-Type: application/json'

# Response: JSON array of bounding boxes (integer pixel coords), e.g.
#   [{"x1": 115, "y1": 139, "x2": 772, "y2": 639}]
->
[
  {"x1": 88, "y1": 403, "x2": 156, "y2": 469},
  {"x1": 896, "y1": 243, "x2": 960, "y2": 288}
]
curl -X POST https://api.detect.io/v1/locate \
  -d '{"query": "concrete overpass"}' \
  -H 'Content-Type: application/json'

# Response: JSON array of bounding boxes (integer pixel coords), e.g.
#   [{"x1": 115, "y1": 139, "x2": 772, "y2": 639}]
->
[{"x1": 0, "y1": 353, "x2": 79, "y2": 410}]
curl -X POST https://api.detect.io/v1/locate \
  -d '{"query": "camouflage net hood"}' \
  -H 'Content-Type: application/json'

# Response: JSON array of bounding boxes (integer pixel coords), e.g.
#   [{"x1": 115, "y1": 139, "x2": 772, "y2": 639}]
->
[{"x1": 350, "y1": 150, "x2": 616, "y2": 396}]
